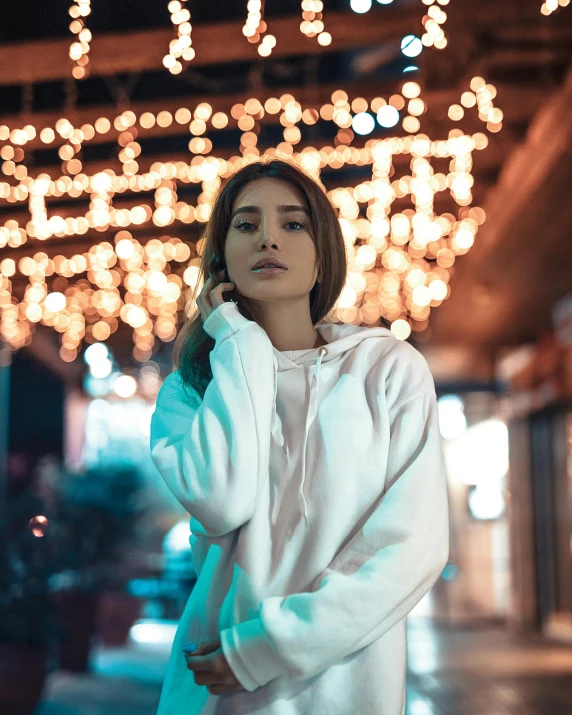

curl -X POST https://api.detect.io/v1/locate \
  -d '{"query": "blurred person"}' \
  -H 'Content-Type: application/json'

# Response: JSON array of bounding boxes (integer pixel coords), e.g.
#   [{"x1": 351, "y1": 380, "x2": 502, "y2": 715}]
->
[{"x1": 150, "y1": 158, "x2": 449, "y2": 714}]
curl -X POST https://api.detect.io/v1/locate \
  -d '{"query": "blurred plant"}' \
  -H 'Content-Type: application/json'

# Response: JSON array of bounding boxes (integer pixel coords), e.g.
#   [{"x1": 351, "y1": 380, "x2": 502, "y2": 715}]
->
[
  {"x1": 0, "y1": 489, "x2": 57, "y2": 647},
  {"x1": 0, "y1": 455, "x2": 149, "y2": 651},
  {"x1": 39, "y1": 460, "x2": 148, "y2": 594}
]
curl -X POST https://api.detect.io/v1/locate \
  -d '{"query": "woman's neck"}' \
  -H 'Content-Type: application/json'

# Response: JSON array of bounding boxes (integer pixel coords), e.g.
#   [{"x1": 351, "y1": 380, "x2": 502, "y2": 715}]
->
[{"x1": 313, "y1": 332, "x2": 328, "y2": 349}]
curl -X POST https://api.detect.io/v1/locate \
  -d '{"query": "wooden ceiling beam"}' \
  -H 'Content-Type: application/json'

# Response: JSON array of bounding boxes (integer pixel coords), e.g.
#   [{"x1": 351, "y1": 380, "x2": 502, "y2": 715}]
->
[
  {"x1": 483, "y1": 47, "x2": 571, "y2": 69},
  {"x1": 495, "y1": 25, "x2": 572, "y2": 42},
  {"x1": 23, "y1": 325, "x2": 83, "y2": 384},
  {"x1": 430, "y1": 66, "x2": 572, "y2": 347}
]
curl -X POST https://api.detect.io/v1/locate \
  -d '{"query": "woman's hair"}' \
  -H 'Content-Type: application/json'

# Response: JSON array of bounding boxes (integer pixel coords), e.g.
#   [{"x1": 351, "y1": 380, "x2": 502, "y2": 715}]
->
[{"x1": 172, "y1": 157, "x2": 348, "y2": 400}]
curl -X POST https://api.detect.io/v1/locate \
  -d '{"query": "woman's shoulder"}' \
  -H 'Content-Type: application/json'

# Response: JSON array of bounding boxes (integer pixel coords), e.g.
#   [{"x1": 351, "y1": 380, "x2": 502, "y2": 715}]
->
[
  {"x1": 156, "y1": 369, "x2": 183, "y2": 396},
  {"x1": 157, "y1": 369, "x2": 200, "y2": 404},
  {"x1": 375, "y1": 338, "x2": 435, "y2": 404}
]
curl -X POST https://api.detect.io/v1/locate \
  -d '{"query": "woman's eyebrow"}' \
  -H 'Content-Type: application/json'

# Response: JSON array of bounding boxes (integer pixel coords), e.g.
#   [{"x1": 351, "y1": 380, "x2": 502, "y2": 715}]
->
[{"x1": 231, "y1": 205, "x2": 310, "y2": 221}]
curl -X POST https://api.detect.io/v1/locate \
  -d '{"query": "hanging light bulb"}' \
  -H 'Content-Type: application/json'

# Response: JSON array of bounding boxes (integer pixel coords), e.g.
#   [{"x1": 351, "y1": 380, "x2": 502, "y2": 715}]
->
[
  {"x1": 164, "y1": 0, "x2": 194, "y2": 74},
  {"x1": 68, "y1": 0, "x2": 92, "y2": 79}
]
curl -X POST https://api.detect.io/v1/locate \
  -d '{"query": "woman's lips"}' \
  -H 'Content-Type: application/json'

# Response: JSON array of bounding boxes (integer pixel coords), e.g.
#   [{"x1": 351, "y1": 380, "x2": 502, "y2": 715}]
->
[{"x1": 251, "y1": 267, "x2": 288, "y2": 274}]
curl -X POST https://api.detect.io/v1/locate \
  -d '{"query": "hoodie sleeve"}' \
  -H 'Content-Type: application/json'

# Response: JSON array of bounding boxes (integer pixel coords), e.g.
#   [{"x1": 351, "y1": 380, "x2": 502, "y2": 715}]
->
[
  {"x1": 149, "y1": 301, "x2": 275, "y2": 539},
  {"x1": 220, "y1": 387, "x2": 450, "y2": 691}
]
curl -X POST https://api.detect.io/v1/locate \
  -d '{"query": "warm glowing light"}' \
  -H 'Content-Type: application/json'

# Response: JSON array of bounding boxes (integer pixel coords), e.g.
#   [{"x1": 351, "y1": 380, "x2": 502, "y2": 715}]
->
[
  {"x1": 29, "y1": 515, "x2": 48, "y2": 537},
  {"x1": 114, "y1": 374, "x2": 138, "y2": 398},
  {"x1": 377, "y1": 105, "x2": 400, "y2": 128},
  {"x1": 90, "y1": 357, "x2": 113, "y2": 379},
  {"x1": 403, "y1": 116, "x2": 421, "y2": 133},
  {"x1": 419, "y1": 0, "x2": 450, "y2": 50},
  {"x1": 350, "y1": 0, "x2": 372, "y2": 12},
  {"x1": 448, "y1": 104, "x2": 464, "y2": 121},
  {"x1": 91, "y1": 172, "x2": 113, "y2": 193},
  {"x1": 402, "y1": 82, "x2": 421, "y2": 99},
  {"x1": 45, "y1": 292, "x2": 66, "y2": 312},
  {"x1": 391, "y1": 319, "x2": 412, "y2": 340},
  {"x1": 116, "y1": 238, "x2": 135, "y2": 259},
  {"x1": 352, "y1": 112, "x2": 376, "y2": 135},
  {"x1": 541, "y1": 0, "x2": 570, "y2": 15},
  {"x1": 165, "y1": 0, "x2": 193, "y2": 74},
  {"x1": 69, "y1": 0, "x2": 92, "y2": 79},
  {"x1": 84, "y1": 342, "x2": 109, "y2": 366},
  {"x1": 1, "y1": 76, "x2": 494, "y2": 357}
]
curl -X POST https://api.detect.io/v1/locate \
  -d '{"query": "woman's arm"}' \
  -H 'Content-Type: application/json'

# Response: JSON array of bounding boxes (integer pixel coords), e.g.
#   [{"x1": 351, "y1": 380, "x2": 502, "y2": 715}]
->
[
  {"x1": 219, "y1": 386, "x2": 450, "y2": 691},
  {"x1": 150, "y1": 301, "x2": 276, "y2": 538}
]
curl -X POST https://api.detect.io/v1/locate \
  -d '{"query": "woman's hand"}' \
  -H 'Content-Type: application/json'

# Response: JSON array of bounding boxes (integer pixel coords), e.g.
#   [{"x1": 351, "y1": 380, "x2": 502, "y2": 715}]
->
[
  {"x1": 184, "y1": 639, "x2": 247, "y2": 696},
  {"x1": 196, "y1": 272, "x2": 236, "y2": 322}
]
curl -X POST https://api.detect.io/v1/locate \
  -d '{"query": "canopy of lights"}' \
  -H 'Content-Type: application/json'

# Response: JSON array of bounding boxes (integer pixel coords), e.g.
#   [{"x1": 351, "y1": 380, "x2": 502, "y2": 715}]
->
[
  {"x1": 68, "y1": 0, "x2": 451, "y2": 80},
  {"x1": 0, "y1": 0, "x2": 567, "y2": 363}
]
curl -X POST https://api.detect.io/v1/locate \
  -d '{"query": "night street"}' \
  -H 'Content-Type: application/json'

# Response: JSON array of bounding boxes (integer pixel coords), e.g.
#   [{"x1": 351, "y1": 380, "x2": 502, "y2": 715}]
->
[{"x1": 37, "y1": 621, "x2": 572, "y2": 715}]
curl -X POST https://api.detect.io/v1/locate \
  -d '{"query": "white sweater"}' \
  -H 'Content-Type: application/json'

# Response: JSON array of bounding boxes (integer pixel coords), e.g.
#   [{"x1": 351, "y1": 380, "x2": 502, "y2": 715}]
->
[{"x1": 150, "y1": 301, "x2": 449, "y2": 715}]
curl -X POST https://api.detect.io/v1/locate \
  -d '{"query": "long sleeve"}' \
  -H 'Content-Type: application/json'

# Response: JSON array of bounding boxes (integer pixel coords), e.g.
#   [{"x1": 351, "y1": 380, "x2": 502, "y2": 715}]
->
[
  {"x1": 149, "y1": 301, "x2": 275, "y2": 539},
  {"x1": 220, "y1": 387, "x2": 450, "y2": 691}
]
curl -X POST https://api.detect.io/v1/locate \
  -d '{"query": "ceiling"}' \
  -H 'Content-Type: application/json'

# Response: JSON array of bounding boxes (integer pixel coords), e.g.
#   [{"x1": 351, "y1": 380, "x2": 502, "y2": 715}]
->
[{"x1": 1, "y1": 0, "x2": 572, "y2": 374}]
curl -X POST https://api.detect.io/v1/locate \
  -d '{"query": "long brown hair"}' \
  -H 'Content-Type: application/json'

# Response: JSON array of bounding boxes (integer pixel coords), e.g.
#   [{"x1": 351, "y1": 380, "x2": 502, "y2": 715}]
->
[{"x1": 173, "y1": 157, "x2": 348, "y2": 400}]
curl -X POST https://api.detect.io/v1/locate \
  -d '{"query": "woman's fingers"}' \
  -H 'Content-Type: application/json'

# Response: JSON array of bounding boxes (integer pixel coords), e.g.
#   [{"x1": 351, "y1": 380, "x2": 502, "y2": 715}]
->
[
  {"x1": 196, "y1": 272, "x2": 235, "y2": 321},
  {"x1": 210, "y1": 282, "x2": 235, "y2": 309},
  {"x1": 192, "y1": 669, "x2": 245, "y2": 694}
]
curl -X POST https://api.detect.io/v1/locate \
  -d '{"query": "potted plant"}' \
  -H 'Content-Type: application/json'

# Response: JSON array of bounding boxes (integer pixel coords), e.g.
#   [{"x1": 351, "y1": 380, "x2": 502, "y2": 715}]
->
[
  {"x1": 43, "y1": 462, "x2": 147, "y2": 670},
  {"x1": 0, "y1": 487, "x2": 57, "y2": 715}
]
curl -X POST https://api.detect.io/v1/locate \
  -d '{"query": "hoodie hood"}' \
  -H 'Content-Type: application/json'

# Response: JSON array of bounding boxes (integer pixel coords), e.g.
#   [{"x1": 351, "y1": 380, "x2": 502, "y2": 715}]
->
[{"x1": 270, "y1": 322, "x2": 396, "y2": 526}]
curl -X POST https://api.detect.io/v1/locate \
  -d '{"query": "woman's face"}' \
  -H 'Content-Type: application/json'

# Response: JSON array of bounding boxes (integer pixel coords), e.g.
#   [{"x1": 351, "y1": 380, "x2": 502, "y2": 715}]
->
[{"x1": 223, "y1": 178, "x2": 319, "y2": 308}]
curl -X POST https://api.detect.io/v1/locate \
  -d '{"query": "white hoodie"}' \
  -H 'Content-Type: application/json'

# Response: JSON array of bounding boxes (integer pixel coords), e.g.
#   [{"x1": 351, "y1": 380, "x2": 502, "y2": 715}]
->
[{"x1": 150, "y1": 300, "x2": 449, "y2": 715}]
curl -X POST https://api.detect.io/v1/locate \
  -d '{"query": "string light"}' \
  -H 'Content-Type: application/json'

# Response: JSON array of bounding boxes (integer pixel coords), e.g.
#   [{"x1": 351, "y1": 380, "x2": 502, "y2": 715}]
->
[
  {"x1": 421, "y1": 0, "x2": 450, "y2": 50},
  {"x1": 350, "y1": 0, "x2": 450, "y2": 51},
  {"x1": 68, "y1": 0, "x2": 92, "y2": 79},
  {"x1": 350, "y1": 0, "x2": 372, "y2": 12},
  {"x1": 242, "y1": 0, "x2": 330, "y2": 56},
  {"x1": 242, "y1": 0, "x2": 273, "y2": 57},
  {"x1": 0, "y1": 78, "x2": 495, "y2": 357},
  {"x1": 0, "y1": 86, "x2": 430, "y2": 213},
  {"x1": 540, "y1": 0, "x2": 570, "y2": 15},
  {"x1": 300, "y1": 1, "x2": 332, "y2": 48},
  {"x1": 447, "y1": 78, "x2": 502, "y2": 134},
  {"x1": 164, "y1": 0, "x2": 194, "y2": 75},
  {"x1": 62, "y1": 0, "x2": 460, "y2": 79}
]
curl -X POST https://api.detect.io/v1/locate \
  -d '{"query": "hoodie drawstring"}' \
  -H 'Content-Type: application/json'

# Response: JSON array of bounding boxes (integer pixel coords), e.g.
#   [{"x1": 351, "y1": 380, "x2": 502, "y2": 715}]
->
[
  {"x1": 298, "y1": 346, "x2": 327, "y2": 526},
  {"x1": 271, "y1": 354, "x2": 285, "y2": 448},
  {"x1": 270, "y1": 346, "x2": 328, "y2": 527}
]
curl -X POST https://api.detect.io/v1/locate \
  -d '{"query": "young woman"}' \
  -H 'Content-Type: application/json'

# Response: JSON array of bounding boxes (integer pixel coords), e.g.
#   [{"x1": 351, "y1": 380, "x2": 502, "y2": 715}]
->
[{"x1": 150, "y1": 158, "x2": 449, "y2": 714}]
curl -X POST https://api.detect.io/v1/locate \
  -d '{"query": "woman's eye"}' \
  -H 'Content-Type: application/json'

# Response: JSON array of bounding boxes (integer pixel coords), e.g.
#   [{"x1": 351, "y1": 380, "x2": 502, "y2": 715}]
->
[{"x1": 234, "y1": 220, "x2": 305, "y2": 231}]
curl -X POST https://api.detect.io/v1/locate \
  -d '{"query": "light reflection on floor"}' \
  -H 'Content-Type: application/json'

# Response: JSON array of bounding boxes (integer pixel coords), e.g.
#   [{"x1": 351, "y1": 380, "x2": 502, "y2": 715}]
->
[
  {"x1": 407, "y1": 699, "x2": 436, "y2": 715},
  {"x1": 37, "y1": 616, "x2": 572, "y2": 715},
  {"x1": 405, "y1": 617, "x2": 572, "y2": 715}
]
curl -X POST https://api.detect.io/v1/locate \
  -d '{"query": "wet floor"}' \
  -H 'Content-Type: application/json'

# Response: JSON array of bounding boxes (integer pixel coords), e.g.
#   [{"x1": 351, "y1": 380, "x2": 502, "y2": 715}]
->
[
  {"x1": 36, "y1": 619, "x2": 572, "y2": 715},
  {"x1": 406, "y1": 620, "x2": 572, "y2": 715}
]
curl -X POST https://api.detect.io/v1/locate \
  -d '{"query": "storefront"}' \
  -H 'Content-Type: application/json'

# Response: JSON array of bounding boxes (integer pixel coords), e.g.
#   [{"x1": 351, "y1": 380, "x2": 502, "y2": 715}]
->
[
  {"x1": 409, "y1": 383, "x2": 511, "y2": 626},
  {"x1": 496, "y1": 293, "x2": 572, "y2": 639}
]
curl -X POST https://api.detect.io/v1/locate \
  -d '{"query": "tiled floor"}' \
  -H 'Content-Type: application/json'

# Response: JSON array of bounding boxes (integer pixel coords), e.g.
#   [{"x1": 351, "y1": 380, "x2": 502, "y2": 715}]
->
[{"x1": 36, "y1": 619, "x2": 572, "y2": 714}]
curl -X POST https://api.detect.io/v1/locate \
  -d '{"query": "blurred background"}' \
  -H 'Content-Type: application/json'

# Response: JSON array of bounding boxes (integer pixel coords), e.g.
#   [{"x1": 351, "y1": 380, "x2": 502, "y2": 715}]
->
[{"x1": 1, "y1": 0, "x2": 572, "y2": 713}]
